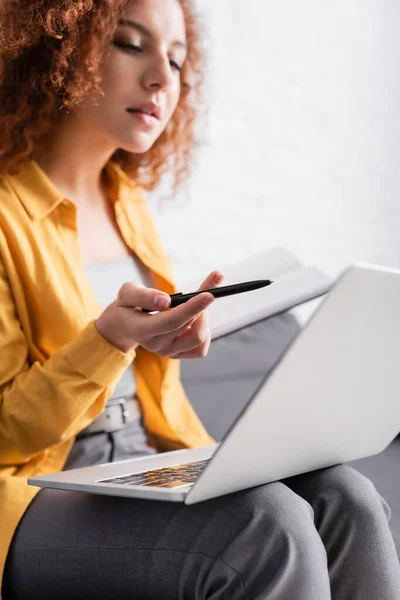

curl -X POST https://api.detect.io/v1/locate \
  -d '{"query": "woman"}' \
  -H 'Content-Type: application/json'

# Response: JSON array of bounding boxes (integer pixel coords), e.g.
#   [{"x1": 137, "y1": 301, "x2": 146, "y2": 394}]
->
[{"x1": 0, "y1": 1, "x2": 399, "y2": 598}]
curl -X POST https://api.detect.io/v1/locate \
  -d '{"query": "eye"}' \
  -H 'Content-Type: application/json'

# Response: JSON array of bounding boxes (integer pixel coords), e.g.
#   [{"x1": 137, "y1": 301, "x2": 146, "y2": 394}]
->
[
  {"x1": 113, "y1": 41, "x2": 143, "y2": 54},
  {"x1": 113, "y1": 40, "x2": 183, "y2": 72},
  {"x1": 169, "y1": 59, "x2": 182, "y2": 72}
]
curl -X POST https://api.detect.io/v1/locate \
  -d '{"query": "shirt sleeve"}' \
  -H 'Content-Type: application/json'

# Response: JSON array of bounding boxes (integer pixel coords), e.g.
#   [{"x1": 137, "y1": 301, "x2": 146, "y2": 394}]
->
[{"x1": 0, "y1": 257, "x2": 135, "y2": 465}]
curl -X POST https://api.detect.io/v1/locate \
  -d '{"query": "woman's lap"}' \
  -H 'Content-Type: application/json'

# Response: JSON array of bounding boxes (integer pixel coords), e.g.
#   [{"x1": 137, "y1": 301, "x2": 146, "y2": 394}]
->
[
  {"x1": 4, "y1": 464, "x2": 400, "y2": 600},
  {"x1": 2, "y1": 474, "x2": 323, "y2": 600}
]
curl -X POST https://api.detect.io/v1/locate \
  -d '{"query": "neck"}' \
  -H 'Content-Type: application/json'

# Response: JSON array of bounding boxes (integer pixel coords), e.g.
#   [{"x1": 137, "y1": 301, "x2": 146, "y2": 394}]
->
[{"x1": 33, "y1": 113, "x2": 117, "y2": 206}]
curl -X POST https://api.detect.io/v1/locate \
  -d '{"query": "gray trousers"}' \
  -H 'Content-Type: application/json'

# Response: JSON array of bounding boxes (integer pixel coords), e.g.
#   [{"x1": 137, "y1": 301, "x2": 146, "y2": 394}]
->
[{"x1": 3, "y1": 314, "x2": 400, "y2": 599}]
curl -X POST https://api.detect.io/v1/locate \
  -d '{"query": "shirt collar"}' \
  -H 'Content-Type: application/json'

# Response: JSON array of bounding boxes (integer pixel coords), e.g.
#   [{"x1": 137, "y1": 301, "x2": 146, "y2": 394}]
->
[
  {"x1": 7, "y1": 160, "x2": 65, "y2": 220},
  {"x1": 6, "y1": 159, "x2": 140, "y2": 221}
]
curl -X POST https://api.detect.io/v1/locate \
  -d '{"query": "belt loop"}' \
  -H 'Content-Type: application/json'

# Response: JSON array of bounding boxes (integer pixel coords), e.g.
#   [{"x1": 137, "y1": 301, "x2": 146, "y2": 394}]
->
[{"x1": 118, "y1": 398, "x2": 129, "y2": 424}]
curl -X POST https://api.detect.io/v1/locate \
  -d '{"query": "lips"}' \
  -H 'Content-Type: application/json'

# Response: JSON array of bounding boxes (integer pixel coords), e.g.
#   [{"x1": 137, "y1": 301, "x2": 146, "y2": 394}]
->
[{"x1": 127, "y1": 103, "x2": 161, "y2": 120}]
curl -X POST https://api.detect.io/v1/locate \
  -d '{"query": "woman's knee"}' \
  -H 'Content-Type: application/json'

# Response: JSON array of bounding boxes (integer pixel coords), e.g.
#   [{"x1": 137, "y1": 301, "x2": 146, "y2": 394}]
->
[
  {"x1": 291, "y1": 464, "x2": 391, "y2": 526},
  {"x1": 333, "y1": 465, "x2": 391, "y2": 523},
  {"x1": 212, "y1": 482, "x2": 325, "y2": 559},
  {"x1": 203, "y1": 483, "x2": 329, "y2": 596}
]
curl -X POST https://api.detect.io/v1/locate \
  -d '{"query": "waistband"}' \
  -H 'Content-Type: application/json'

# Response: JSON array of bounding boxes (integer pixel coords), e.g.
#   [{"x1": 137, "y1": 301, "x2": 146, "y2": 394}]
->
[{"x1": 77, "y1": 397, "x2": 141, "y2": 438}]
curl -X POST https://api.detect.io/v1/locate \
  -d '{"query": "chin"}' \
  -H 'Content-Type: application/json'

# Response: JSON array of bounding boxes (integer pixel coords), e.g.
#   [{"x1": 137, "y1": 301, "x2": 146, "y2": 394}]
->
[
  {"x1": 119, "y1": 138, "x2": 157, "y2": 155},
  {"x1": 116, "y1": 127, "x2": 161, "y2": 154}
]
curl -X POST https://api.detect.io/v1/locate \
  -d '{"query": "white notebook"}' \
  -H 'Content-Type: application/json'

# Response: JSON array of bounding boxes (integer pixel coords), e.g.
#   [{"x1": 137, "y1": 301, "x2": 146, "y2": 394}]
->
[{"x1": 181, "y1": 247, "x2": 333, "y2": 340}]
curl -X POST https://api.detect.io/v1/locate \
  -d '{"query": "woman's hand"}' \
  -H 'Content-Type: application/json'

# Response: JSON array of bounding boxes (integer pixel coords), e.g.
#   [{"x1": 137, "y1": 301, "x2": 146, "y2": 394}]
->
[{"x1": 95, "y1": 270, "x2": 224, "y2": 357}]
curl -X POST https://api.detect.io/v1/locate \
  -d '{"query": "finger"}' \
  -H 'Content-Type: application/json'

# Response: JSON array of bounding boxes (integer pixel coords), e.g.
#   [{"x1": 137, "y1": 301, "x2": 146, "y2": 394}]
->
[
  {"x1": 171, "y1": 310, "x2": 208, "y2": 351},
  {"x1": 116, "y1": 272, "x2": 223, "y2": 314},
  {"x1": 117, "y1": 282, "x2": 171, "y2": 312},
  {"x1": 167, "y1": 317, "x2": 210, "y2": 356},
  {"x1": 197, "y1": 270, "x2": 224, "y2": 292},
  {"x1": 149, "y1": 312, "x2": 199, "y2": 346},
  {"x1": 144, "y1": 271, "x2": 222, "y2": 338},
  {"x1": 155, "y1": 271, "x2": 223, "y2": 333},
  {"x1": 173, "y1": 327, "x2": 212, "y2": 359},
  {"x1": 141, "y1": 292, "x2": 215, "y2": 338},
  {"x1": 161, "y1": 307, "x2": 209, "y2": 355}
]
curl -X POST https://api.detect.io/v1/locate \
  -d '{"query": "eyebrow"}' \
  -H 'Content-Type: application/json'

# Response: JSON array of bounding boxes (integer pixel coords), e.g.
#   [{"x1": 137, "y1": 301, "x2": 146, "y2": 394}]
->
[{"x1": 118, "y1": 18, "x2": 187, "y2": 50}]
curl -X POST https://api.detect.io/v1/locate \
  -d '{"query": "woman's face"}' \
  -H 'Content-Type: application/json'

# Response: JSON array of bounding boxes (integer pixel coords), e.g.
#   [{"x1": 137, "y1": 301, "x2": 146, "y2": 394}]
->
[{"x1": 74, "y1": 0, "x2": 187, "y2": 154}]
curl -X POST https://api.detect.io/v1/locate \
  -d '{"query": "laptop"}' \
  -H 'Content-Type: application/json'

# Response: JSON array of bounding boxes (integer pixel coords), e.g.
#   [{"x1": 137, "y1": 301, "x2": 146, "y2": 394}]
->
[{"x1": 28, "y1": 263, "x2": 400, "y2": 505}]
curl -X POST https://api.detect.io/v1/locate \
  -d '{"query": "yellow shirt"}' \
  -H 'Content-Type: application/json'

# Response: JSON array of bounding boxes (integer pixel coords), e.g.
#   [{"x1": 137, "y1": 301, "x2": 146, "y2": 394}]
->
[{"x1": 0, "y1": 160, "x2": 214, "y2": 589}]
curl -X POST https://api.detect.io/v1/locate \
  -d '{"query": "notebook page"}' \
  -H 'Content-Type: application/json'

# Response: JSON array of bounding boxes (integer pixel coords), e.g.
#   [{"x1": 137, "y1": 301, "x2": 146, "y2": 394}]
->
[{"x1": 208, "y1": 265, "x2": 332, "y2": 339}]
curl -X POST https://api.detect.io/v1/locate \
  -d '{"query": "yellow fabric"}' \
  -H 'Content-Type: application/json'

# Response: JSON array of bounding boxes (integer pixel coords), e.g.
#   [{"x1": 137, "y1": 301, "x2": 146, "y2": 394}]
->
[{"x1": 0, "y1": 160, "x2": 214, "y2": 590}]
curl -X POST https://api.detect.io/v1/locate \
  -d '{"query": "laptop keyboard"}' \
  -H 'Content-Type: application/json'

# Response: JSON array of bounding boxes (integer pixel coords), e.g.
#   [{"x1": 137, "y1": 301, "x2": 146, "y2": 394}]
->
[{"x1": 98, "y1": 459, "x2": 210, "y2": 489}]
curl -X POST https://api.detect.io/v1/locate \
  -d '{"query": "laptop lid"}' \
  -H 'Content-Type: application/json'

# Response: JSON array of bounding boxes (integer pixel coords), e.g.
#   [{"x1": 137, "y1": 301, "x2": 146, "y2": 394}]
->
[{"x1": 186, "y1": 264, "x2": 400, "y2": 504}]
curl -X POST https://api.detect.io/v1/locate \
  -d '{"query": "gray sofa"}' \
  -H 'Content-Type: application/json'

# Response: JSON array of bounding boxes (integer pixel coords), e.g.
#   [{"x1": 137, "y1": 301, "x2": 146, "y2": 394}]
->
[{"x1": 181, "y1": 311, "x2": 400, "y2": 556}]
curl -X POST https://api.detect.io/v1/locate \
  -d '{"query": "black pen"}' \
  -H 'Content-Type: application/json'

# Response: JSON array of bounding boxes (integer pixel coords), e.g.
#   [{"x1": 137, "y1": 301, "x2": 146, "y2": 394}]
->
[{"x1": 142, "y1": 279, "x2": 273, "y2": 312}]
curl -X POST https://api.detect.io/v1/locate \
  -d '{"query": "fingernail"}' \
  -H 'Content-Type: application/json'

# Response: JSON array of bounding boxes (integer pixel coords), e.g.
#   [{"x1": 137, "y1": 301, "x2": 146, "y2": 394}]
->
[
  {"x1": 214, "y1": 272, "x2": 224, "y2": 284},
  {"x1": 154, "y1": 294, "x2": 170, "y2": 309}
]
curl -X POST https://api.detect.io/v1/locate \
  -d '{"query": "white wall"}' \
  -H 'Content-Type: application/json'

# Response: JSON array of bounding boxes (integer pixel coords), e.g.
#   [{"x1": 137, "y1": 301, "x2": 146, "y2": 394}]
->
[{"x1": 147, "y1": 0, "x2": 400, "y2": 287}]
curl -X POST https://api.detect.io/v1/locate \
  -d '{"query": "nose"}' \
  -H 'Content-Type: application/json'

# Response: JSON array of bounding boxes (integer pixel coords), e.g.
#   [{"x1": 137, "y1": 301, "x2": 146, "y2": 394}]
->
[{"x1": 142, "y1": 54, "x2": 175, "y2": 93}]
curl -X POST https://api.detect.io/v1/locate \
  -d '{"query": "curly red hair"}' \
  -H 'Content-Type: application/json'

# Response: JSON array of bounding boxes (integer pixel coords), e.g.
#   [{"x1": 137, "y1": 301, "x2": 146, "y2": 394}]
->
[{"x1": 0, "y1": 0, "x2": 205, "y2": 193}]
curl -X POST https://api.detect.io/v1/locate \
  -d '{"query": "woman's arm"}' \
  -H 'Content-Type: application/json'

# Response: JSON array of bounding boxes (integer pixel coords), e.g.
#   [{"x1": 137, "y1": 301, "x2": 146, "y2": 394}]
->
[{"x1": 0, "y1": 257, "x2": 134, "y2": 464}]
